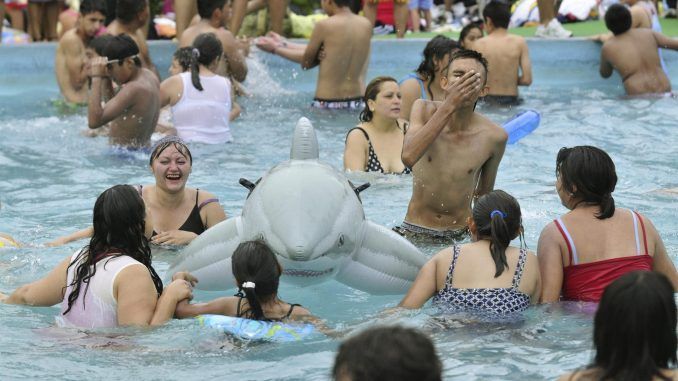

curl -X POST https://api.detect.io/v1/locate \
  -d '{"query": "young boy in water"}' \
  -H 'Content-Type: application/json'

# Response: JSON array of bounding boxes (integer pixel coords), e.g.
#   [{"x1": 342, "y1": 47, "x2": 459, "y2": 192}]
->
[{"x1": 471, "y1": 1, "x2": 532, "y2": 106}]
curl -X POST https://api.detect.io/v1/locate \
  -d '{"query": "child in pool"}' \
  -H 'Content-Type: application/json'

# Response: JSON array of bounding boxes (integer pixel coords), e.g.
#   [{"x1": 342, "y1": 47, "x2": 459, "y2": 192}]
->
[{"x1": 174, "y1": 240, "x2": 315, "y2": 322}]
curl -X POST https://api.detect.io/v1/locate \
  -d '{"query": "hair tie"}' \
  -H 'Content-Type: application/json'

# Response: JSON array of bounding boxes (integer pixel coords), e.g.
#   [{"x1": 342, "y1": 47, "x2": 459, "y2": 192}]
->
[
  {"x1": 242, "y1": 281, "x2": 255, "y2": 289},
  {"x1": 192, "y1": 48, "x2": 200, "y2": 59},
  {"x1": 490, "y1": 210, "x2": 507, "y2": 219}
]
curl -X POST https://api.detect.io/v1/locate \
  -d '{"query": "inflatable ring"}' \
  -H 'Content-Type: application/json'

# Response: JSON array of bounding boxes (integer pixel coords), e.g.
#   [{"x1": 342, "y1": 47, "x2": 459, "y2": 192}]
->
[
  {"x1": 502, "y1": 110, "x2": 540, "y2": 144},
  {"x1": 196, "y1": 314, "x2": 316, "y2": 342},
  {"x1": 0, "y1": 236, "x2": 18, "y2": 248}
]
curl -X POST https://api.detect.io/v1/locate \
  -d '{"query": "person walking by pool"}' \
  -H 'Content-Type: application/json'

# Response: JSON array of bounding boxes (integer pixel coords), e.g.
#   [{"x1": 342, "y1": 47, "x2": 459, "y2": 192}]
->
[
  {"x1": 537, "y1": 146, "x2": 678, "y2": 303},
  {"x1": 399, "y1": 190, "x2": 541, "y2": 317},
  {"x1": 535, "y1": 0, "x2": 573, "y2": 38},
  {"x1": 409, "y1": 0, "x2": 432, "y2": 33},
  {"x1": 558, "y1": 271, "x2": 677, "y2": 381},
  {"x1": 459, "y1": 23, "x2": 483, "y2": 49},
  {"x1": 397, "y1": 49, "x2": 507, "y2": 243},
  {"x1": 55, "y1": 0, "x2": 107, "y2": 104},
  {"x1": 333, "y1": 326, "x2": 442, "y2": 381},
  {"x1": 27, "y1": 0, "x2": 60, "y2": 41},
  {"x1": 174, "y1": 240, "x2": 315, "y2": 322},
  {"x1": 344, "y1": 77, "x2": 411, "y2": 174},
  {"x1": 179, "y1": 0, "x2": 248, "y2": 83},
  {"x1": 599, "y1": 4, "x2": 678, "y2": 95},
  {"x1": 363, "y1": 0, "x2": 408, "y2": 38},
  {"x1": 255, "y1": 0, "x2": 372, "y2": 110},
  {"x1": 106, "y1": 0, "x2": 160, "y2": 79},
  {"x1": 87, "y1": 34, "x2": 160, "y2": 148},
  {"x1": 49, "y1": 137, "x2": 227, "y2": 246},
  {"x1": 473, "y1": 1, "x2": 532, "y2": 107},
  {"x1": 399, "y1": 35, "x2": 458, "y2": 121},
  {"x1": 0, "y1": 185, "x2": 193, "y2": 328},
  {"x1": 161, "y1": 33, "x2": 235, "y2": 144}
]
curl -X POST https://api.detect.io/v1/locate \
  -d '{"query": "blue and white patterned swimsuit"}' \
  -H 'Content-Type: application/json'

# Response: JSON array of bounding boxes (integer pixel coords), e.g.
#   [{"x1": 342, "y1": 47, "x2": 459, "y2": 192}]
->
[{"x1": 432, "y1": 245, "x2": 531, "y2": 317}]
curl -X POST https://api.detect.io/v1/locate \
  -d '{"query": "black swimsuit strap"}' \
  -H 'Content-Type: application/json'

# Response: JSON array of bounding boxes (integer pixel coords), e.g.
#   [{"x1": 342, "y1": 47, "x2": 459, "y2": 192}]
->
[
  {"x1": 346, "y1": 126, "x2": 371, "y2": 142},
  {"x1": 284, "y1": 303, "x2": 302, "y2": 319},
  {"x1": 194, "y1": 188, "x2": 200, "y2": 206}
]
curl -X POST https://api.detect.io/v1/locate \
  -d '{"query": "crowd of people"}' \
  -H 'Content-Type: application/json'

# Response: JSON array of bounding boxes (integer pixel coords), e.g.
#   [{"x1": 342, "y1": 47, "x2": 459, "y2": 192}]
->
[{"x1": 1, "y1": 0, "x2": 678, "y2": 379}]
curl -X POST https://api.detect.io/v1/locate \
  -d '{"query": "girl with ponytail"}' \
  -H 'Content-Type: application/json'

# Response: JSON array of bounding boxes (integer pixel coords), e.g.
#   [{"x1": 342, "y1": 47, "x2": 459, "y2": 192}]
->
[
  {"x1": 399, "y1": 190, "x2": 541, "y2": 318},
  {"x1": 539, "y1": 146, "x2": 678, "y2": 303},
  {"x1": 159, "y1": 32, "x2": 235, "y2": 144},
  {"x1": 174, "y1": 240, "x2": 315, "y2": 322},
  {"x1": 398, "y1": 35, "x2": 458, "y2": 120}
]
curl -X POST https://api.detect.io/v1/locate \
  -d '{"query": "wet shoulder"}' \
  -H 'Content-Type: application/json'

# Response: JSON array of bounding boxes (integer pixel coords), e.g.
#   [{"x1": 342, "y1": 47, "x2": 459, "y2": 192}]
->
[{"x1": 474, "y1": 112, "x2": 507, "y2": 142}]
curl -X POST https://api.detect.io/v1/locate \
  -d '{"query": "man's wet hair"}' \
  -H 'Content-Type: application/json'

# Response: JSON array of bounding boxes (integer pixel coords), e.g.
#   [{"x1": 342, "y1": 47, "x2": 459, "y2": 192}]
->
[
  {"x1": 483, "y1": 1, "x2": 511, "y2": 29},
  {"x1": 333, "y1": 326, "x2": 442, "y2": 381},
  {"x1": 116, "y1": 0, "x2": 147, "y2": 24},
  {"x1": 445, "y1": 48, "x2": 489, "y2": 83},
  {"x1": 605, "y1": 4, "x2": 632, "y2": 35},
  {"x1": 88, "y1": 34, "x2": 114, "y2": 56},
  {"x1": 198, "y1": 0, "x2": 227, "y2": 19},
  {"x1": 80, "y1": 0, "x2": 107, "y2": 16},
  {"x1": 103, "y1": 34, "x2": 141, "y2": 66}
]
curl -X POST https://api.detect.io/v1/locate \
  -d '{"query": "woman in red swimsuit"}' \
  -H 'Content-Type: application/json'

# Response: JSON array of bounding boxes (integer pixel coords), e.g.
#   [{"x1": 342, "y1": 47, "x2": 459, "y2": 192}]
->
[{"x1": 538, "y1": 146, "x2": 678, "y2": 303}]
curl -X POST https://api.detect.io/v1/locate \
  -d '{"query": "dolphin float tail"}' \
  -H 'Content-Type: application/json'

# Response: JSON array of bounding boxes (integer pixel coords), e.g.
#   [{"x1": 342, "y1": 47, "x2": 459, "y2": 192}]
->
[{"x1": 290, "y1": 117, "x2": 319, "y2": 160}]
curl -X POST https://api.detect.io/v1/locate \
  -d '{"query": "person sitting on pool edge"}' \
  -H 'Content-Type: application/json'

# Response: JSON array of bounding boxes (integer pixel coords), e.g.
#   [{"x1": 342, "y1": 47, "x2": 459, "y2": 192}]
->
[
  {"x1": 255, "y1": 0, "x2": 372, "y2": 110},
  {"x1": 55, "y1": 0, "x2": 108, "y2": 104},
  {"x1": 397, "y1": 49, "x2": 507, "y2": 243},
  {"x1": 0, "y1": 185, "x2": 193, "y2": 328},
  {"x1": 472, "y1": 1, "x2": 532, "y2": 106},
  {"x1": 87, "y1": 34, "x2": 160, "y2": 149},
  {"x1": 558, "y1": 271, "x2": 677, "y2": 381},
  {"x1": 173, "y1": 240, "x2": 316, "y2": 323},
  {"x1": 344, "y1": 77, "x2": 411, "y2": 174},
  {"x1": 599, "y1": 4, "x2": 678, "y2": 96},
  {"x1": 48, "y1": 136, "x2": 227, "y2": 246}
]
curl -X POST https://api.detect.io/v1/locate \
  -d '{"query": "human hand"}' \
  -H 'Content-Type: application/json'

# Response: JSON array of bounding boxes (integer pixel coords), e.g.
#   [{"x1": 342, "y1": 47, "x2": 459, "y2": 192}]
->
[
  {"x1": 150, "y1": 230, "x2": 198, "y2": 246},
  {"x1": 172, "y1": 271, "x2": 198, "y2": 287},
  {"x1": 237, "y1": 36, "x2": 252, "y2": 56},
  {"x1": 45, "y1": 237, "x2": 68, "y2": 247},
  {"x1": 265, "y1": 31, "x2": 285, "y2": 44},
  {"x1": 89, "y1": 56, "x2": 108, "y2": 77},
  {"x1": 165, "y1": 279, "x2": 194, "y2": 303},
  {"x1": 443, "y1": 70, "x2": 482, "y2": 109}
]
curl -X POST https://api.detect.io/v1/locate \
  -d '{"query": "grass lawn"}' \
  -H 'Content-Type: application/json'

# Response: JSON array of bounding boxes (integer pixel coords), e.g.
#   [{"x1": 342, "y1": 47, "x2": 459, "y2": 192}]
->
[{"x1": 373, "y1": 19, "x2": 678, "y2": 39}]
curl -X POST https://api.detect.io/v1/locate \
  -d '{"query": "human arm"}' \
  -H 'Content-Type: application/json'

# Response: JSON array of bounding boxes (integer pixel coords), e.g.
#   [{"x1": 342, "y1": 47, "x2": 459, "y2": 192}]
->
[
  {"x1": 1, "y1": 255, "x2": 71, "y2": 306},
  {"x1": 220, "y1": 30, "x2": 248, "y2": 82},
  {"x1": 301, "y1": 22, "x2": 325, "y2": 70},
  {"x1": 475, "y1": 127, "x2": 508, "y2": 198},
  {"x1": 174, "y1": 297, "x2": 234, "y2": 318},
  {"x1": 399, "y1": 78, "x2": 423, "y2": 121},
  {"x1": 641, "y1": 214, "x2": 678, "y2": 291},
  {"x1": 46, "y1": 226, "x2": 94, "y2": 247},
  {"x1": 114, "y1": 265, "x2": 193, "y2": 326},
  {"x1": 256, "y1": 37, "x2": 306, "y2": 64},
  {"x1": 398, "y1": 255, "x2": 441, "y2": 309},
  {"x1": 159, "y1": 75, "x2": 182, "y2": 108},
  {"x1": 55, "y1": 38, "x2": 88, "y2": 102},
  {"x1": 343, "y1": 129, "x2": 368, "y2": 172},
  {"x1": 653, "y1": 31, "x2": 678, "y2": 50},
  {"x1": 599, "y1": 47, "x2": 614, "y2": 78},
  {"x1": 229, "y1": 101, "x2": 242, "y2": 121},
  {"x1": 518, "y1": 39, "x2": 532, "y2": 86},
  {"x1": 401, "y1": 70, "x2": 482, "y2": 168},
  {"x1": 87, "y1": 57, "x2": 138, "y2": 128},
  {"x1": 537, "y1": 222, "x2": 565, "y2": 303}
]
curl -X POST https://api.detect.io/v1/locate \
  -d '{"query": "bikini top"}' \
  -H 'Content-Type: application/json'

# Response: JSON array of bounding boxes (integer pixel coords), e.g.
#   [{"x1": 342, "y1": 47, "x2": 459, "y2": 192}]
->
[
  {"x1": 139, "y1": 185, "x2": 219, "y2": 236},
  {"x1": 236, "y1": 296, "x2": 302, "y2": 322},
  {"x1": 432, "y1": 245, "x2": 531, "y2": 317},
  {"x1": 346, "y1": 125, "x2": 412, "y2": 175}
]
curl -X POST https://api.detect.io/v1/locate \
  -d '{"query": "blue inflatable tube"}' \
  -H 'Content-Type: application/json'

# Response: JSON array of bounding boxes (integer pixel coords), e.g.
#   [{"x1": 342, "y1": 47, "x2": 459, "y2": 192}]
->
[
  {"x1": 197, "y1": 314, "x2": 316, "y2": 342},
  {"x1": 502, "y1": 110, "x2": 540, "y2": 144}
]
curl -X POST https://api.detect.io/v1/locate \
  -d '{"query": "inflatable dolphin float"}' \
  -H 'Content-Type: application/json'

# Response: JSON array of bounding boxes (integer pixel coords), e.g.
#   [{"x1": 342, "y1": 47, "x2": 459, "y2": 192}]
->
[{"x1": 169, "y1": 118, "x2": 427, "y2": 294}]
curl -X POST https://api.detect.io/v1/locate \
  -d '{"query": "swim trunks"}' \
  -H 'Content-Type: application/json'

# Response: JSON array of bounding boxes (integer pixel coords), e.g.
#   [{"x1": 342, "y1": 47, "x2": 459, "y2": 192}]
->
[
  {"x1": 393, "y1": 221, "x2": 469, "y2": 244},
  {"x1": 480, "y1": 95, "x2": 523, "y2": 106},
  {"x1": 311, "y1": 97, "x2": 364, "y2": 110}
]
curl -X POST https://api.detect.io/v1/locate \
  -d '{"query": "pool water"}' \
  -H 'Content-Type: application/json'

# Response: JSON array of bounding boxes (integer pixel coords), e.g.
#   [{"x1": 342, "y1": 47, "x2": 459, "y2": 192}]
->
[{"x1": 1, "y1": 40, "x2": 677, "y2": 380}]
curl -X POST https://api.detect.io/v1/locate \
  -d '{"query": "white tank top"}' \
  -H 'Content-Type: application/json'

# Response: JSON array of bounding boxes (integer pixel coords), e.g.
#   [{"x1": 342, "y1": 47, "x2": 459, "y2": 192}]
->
[
  {"x1": 57, "y1": 251, "x2": 144, "y2": 329},
  {"x1": 171, "y1": 72, "x2": 233, "y2": 144}
]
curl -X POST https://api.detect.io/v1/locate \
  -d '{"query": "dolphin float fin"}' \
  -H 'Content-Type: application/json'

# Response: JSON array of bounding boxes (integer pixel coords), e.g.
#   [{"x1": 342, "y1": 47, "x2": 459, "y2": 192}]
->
[
  {"x1": 336, "y1": 221, "x2": 427, "y2": 295},
  {"x1": 168, "y1": 217, "x2": 243, "y2": 290},
  {"x1": 290, "y1": 117, "x2": 319, "y2": 160}
]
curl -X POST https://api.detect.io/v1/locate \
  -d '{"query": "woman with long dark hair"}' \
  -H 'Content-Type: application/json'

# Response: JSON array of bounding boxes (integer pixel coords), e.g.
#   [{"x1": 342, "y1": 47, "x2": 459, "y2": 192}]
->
[
  {"x1": 399, "y1": 35, "x2": 458, "y2": 121},
  {"x1": 559, "y1": 271, "x2": 677, "y2": 381},
  {"x1": 174, "y1": 240, "x2": 315, "y2": 322},
  {"x1": 344, "y1": 76, "x2": 411, "y2": 175},
  {"x1": 160, "y1": 32, "x2": 234, "y2": 144},
  {"x1": 0, "y1": 185, "x2": 192, "y2": 327},
  {"x1": 538, "y1": 146, "x2": 678, "y2": 302},
  {"x1": 399, "y1": 190, "x2": 541, "y2": 317}
]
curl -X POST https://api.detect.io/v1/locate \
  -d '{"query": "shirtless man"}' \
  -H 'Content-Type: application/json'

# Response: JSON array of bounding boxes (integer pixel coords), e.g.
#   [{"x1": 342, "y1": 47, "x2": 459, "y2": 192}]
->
[
  {"x1": 399, "y1": 49, "x2": 507, "y2": 242},
  {"x1": 472, "y1": 1, "x2": 531, "y2": 106},
  {"x1": 55, "y1": 0, "x2": 107, "y2": 104},
  {"x1": 256, "y1": 0, "x2": 372, "y2": 109},
  {"x1": 106, "y1": 0, "x2": 159, "y2": 79},
  {"x1": 600, "y1": 4, "x2": 678, "y2": 95},
  {"x1": 88, "y1": 35, "x2": 160, "y2": 148},
  {"x1": 179, "y1": 0, "x2": 248, "y2": 83}
]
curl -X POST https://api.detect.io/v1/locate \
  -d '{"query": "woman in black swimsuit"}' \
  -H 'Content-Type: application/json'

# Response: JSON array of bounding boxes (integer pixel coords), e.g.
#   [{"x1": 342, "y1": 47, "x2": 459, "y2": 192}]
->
[{"x1": 344, "y1": 77, "x2": 411, "y2": 175}]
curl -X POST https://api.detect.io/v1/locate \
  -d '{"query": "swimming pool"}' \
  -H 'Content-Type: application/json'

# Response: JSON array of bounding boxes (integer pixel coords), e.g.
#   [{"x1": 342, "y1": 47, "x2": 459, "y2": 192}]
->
[{"x1": 1, "y1": 39, "x2": 677, "y2": 380}]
